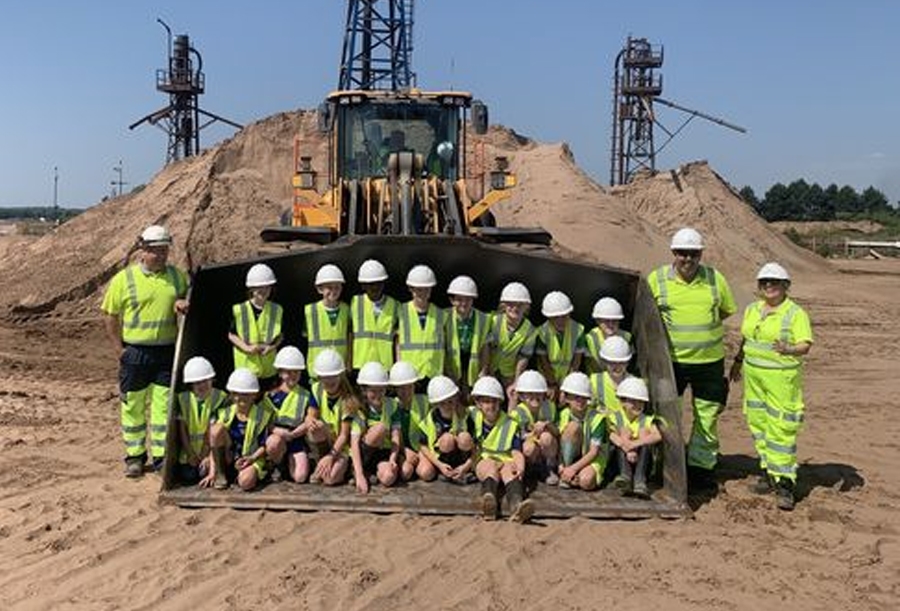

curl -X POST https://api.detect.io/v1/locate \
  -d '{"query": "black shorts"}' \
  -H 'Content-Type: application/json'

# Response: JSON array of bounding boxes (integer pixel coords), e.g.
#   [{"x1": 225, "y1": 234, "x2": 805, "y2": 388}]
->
[
  {"x1": 360, "y1": 441, "x2": 393, "y2": 474},
  {"x1": 438, "y1": 449, "x2": 468, "y2": 468},
  {"x1": 274, "y1": 426, "x2": 309, "y2": 455},
  {"x1": 672, "y1": 359, "x2": 727, "y2": 405}
]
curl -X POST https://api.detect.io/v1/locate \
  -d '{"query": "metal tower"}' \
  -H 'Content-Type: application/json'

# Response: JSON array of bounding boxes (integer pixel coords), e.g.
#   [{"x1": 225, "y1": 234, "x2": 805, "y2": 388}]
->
[
  {"x1": 130, "y1": 20, "x2": 242, "y2": 164},
  {"x1": 610, "y1": 37, "x2": 745, "y2": 186},
  {"x1": 338, "y1": 0, "x2": 415, "y2": 90}
]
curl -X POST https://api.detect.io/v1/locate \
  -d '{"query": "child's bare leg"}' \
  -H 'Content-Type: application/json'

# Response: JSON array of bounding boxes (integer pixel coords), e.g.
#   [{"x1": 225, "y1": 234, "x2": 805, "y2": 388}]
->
[
  {"x1": 324, "y1": 455, "x2": 349, "y2": 486},
  {"x1": 416, "y1": 451, "x2": 437, "y2": 481},
  {"x1": 377, "y1": 459, "x2": 398, "y2": 487},
  {"x1": 289, "y1": 451, "x2": 310, "y2": 483},
  {"x1": 437, "y1": 433, "x2": 457, "y2": 455},
  {"x1": 237, "y1": 465, "x2": 259, "y2": 491},
  {"x1": 539, "y1": 431, "x2": 559, "y2": 483},
  {"x1": 456, "y1": 432, "x2": 474, "y2": 454},
  {"x1": 560, "y1": 423, "x2": 582, "y2": 466},
  {"x1": 523, "y1": 438, "x2": 539, "y2": 463},
  {"x1": 363, "y1": 423, "x2": 387, "y2": 449},
  {"x1": 578, "y1": 465, "x2": 598, "y2": 491},
  {"x1": 207, "y1": 423, "x2": 230, "y2": 489},
  {"x1": 266, "y1": 435, "x2": 286, "y2": 464},
  {"x1": 401, "y1": 448, "x2": 419, "y2": 481}
]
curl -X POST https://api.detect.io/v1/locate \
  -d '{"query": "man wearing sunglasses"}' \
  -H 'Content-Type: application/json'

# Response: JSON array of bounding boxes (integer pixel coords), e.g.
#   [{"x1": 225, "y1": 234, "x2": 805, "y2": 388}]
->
[{"x1": 648, "y1": 227, "x2": 736, "y2": 490}]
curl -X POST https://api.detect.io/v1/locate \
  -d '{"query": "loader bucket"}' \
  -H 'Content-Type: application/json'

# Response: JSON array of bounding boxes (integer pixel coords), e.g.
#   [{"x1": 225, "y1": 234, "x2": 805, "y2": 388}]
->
[{"x1": 160, "y1": 235, "x2": 688, "y2": 519}]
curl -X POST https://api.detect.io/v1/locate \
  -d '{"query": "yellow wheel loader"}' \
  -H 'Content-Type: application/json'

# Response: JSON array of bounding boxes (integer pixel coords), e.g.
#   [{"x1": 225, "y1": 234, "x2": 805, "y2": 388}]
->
[{"x1": 160, "y1": 90, "x2": 690, "y2": 519}]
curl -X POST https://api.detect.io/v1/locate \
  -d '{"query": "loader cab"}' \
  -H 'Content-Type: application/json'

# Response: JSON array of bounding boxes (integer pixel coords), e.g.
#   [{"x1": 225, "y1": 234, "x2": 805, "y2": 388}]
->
[{"x1": 326, "y1": 90, "x2": 477, "y2": 183}]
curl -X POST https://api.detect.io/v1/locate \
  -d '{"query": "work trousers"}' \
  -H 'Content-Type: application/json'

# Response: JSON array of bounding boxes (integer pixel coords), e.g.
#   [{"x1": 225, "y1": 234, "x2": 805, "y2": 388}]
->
[
  {"x1": 742, "y1": 363, "x2": 804, "y2": 483},
  {"x1": 674, "y1": 359, "x2": 727, "y2": 470},
  {"x1": 119, "y1": 344, "x2": 174, "y2": 460}
]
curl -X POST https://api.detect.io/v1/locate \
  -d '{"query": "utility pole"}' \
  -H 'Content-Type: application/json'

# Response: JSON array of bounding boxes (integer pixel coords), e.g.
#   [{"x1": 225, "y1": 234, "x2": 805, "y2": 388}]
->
[
  {"x1": 53, "y1": 166, "x2": 59, "y2": 210},
  {"x1": 111, "y1": 160, "x2": 127, "y2": 197}
]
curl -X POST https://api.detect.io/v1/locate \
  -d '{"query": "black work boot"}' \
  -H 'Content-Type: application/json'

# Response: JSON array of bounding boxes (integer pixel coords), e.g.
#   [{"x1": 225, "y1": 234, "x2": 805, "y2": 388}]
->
[
  {"x1": 212, "y1": 447, "x2": 230, "y2": 490},
  {"x1": 749, "y1": 473, "x2": 775, "y2": 495},
  {"x1": 505, "y1": 479, "x2": 535, "y2": 524},
  {"x1": 632, "y1": 447, "x2": 651, "y2": 499},
  {"x1": 124, "y1": 455, "x2": 145, "y2": 479},
  {"x1": 480, "y1": 478, "x2": 499, "y2": 521},
  {"x1": 775, "y1": 478, "x2": 795, "y2": 511},
  {"x1": 614, "y1": 448, "x2": 633, "y2": 495}
]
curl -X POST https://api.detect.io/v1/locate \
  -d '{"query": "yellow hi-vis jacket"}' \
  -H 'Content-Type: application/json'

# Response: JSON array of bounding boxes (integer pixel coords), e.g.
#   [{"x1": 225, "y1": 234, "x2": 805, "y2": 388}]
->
[
  {"x1": 312, "y1": 381, "x2": 353, "y2": 455},
  {"x1": 537, "y1": 319, "x2": 584, "y2": 382},
  {"x1": 445, "y1": 309, "x2": 491, "y2": 386},
  {"x1": 176, "y1": 388, "x2": 226, "y2": 464},
  {"x1": 590, "y1": 371, "x2": 628, "y2": 413},
  {"x1": 419, "y1": 406, "x2": 469, "y2": 452},
  {"x1": 397, "y1": 302, "x2": 446, "y2": 379},
  {"x1": 607, "y1": 406, "x2": 659, "y2": 439},
  {"x1": 351, "y1": 397, "x2": 400, "y2": 449},
  {"x1": 271, "y1": 386, "x2": 314, "y2": 429},
  {"x1": 740, "y1": 298, "x2": 813, "y2": 370},
  {"x1": 559, "y1": 407, "x2": 608, "y2": 459},
  {"x1": 648, "y1": 264, "x2": 736, "y2": 364},
  {"x1": 217, "y1": 399, "x2": 275, "y2": 462},
  {"x1": 585, "y1": 327, "x2": 633, "y2": 370},
  {"x1": 510, "y1": 399, "x2": 558, "y2": 435},
  {"x1": 304, "y1": 301, "x2": 350, "y2": 372},
  {"x1": 473, "y1": 410, "x2": 519, "y2": 463},
  {"x1": 232, "y1": 300, "x2": 283, "y2": 378},
  {"x1": 101, "y1": 263, "x2": 188, "y2": 345},
  {"x1": 489, "y1": 315, "x2": 536, "y2": 379},
  {"x1": 350, "y1": 294, "x2": 398, "y2": 370}
]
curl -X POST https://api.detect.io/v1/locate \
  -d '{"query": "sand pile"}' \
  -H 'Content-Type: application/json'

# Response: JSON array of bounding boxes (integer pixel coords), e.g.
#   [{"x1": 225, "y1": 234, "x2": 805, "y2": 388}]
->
[{"x1": 0, "y1": 110, "x2": 829, "y2": 319}]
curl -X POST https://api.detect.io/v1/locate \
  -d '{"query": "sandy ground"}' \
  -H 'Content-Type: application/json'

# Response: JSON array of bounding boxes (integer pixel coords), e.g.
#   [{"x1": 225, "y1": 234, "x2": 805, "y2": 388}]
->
[{"x1": 1, "y1": 257, "x2": 898, "y2": 611}]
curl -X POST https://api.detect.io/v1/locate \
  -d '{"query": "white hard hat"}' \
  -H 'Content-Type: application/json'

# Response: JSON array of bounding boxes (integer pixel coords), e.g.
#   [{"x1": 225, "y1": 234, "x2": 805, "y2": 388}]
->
[
  {"x1": 592, "y1": 297, "x2": 624, "y2": 320},
  {"x1": 447, "y1": 275, "x2": 478, "y2": 298},
  {"x1": 600, "y1": 335, "x2": 632, "y2": 363},
  {"x1": 313, "y1": 348, "x2": 345, "y2": 377},
  {"x1": 315, "y1": 264, "x2": 345, "y2": 286},
  {"x1": 358, "y1": 259, "x2": 389, "y2": 283},
  {"x1": 500, "y1": 281, "x2": 532, "y2": 304},
  {"x1": 274, "y1": 346, "x2": 306, "y2": 371},
  {"x1": 389, "y1": 361, "x2": 419, "y2": 386},
  {"x1": 226, "y1": 368, "x2": 260, "y2": 394},
  {"x1": 560, "y1": 372, "x2": 592, "y2": 399},
  {"x1": 246, "y1": 263, "x2": 277, "y2": 288},
  {"x1": 357, "y1": 361, "x2": 390, "y2": 386},
  {"x1": 427, "y1": 375, "x2": 459, "y2": 403},
  {"x1": 183, "y1": 356, "x2": 215, "y2": 383},
  {"x1": 406, "y1": 264, "x2": 437, "y2": 288},
  {"x1": 140, "y1": 224, "x2": 172, "y2": 247},
  {"x1": 757, "y1": 262, "x2": 790, "y2": 282},
  {"x1": 670, "y1": 227, "x2": 704, "y2": 250},
  {"x1": 471, "y1": 376, "x2": 505, "y2": 400},
  {"x1": 616, "y1": 377, "x2": 650, "y2": 402},
  {"x1": 542, "y1": 291, "x2": 574, "y2": 317},
  {"x1": 515, "y1": 370, "x2": 548, "y2": 394}
]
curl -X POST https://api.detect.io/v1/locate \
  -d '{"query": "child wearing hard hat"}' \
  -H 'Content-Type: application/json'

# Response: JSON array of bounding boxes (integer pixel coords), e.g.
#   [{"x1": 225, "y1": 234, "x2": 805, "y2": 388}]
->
[
  {"x1": 535, "y1": 291, "x2": 586, "y2": 397},
  {"x1": 585, "y1": 297, "x2": 633, "y2": 373},
  {"x1": 175, "y1": 356, "x2": 227, "y2": 485},
  {"x1": 470, "y1": 376, "x2": 533, "y2": 523},
  {"x1": 489, "y1": 282, "x2": 537, "y2": 392},
  {"x1": 204, "y1": 368, "x2": 285, "y2": 491},
  {"x1": 309, "y1": 349, "x2": 361, "y2": 486},
  {"x1": 396, "y1": 264, "x2": 446, "y2": 383},
  {"x1": 304, "y1": 264, "x2": 351, "y2": 381},
  {"x1": 228, "y1": 263, "x2": 283, "y2": 389},
  {"x1": 349, "y1": 362, "x2": 403, "y2": 494},
  {"x1": 268, "y1": 346, "x2": 327, "y2": 484},
  {"x1": 444, "y1": 275, "x2": 493, "y2": 402},
  {"x1": 509, "y1": 369, "x2": 560, "y2": 485},
  {"x1": 351, "y1": 259, "x2": 398, "y2": 374},
  {"x1": 556, "y1": 372, "x2": 609, "y2": 491},
  {"x1": 590, "y1": 336, "x2": 634, "y2": 413},
  {"x1": 608, "y1": 377, "x2": 662, "y2": 499},
  {"x1": 389, "y1": 361, "x2": 429, "y2": 482},
  {"x1": 417, "y1": 376, "x2": 475, "y2": 483}
]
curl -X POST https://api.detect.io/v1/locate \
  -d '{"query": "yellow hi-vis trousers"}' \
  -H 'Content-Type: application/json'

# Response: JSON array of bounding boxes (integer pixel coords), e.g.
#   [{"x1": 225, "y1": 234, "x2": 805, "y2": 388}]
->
[
  {"x1": 742, "y1": 363, "x2": 804, "y2": 483},
  {"x1": 119, "y1": 345, "x2": 174, "y2": 460}
]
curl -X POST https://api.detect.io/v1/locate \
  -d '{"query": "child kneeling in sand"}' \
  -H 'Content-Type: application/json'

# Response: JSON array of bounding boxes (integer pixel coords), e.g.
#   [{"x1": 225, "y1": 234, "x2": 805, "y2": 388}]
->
[
  {"x1": 389, "y1": 361, "x2": 429, "y2": 482},
  {"x1": 417, "y1": 376, "x2": 475, "y2": 483},
  {"x1": 205, "y1": 368, "x2": 285, "y2": 491},
  {"x1": 609, "y1": 377, "x2": 662, "y2": 499},
  {"x1": 309, "y1": 349, "x2": 360, "y2": 486},
  {"x1": 350, "y1": 362, "x2": 403, "y2": 494},
  {"x1": 470, "y1": 376, "x2": 533, "y2": 522},
  {"x1": 176, "y1": 356, "x2": 228, "y2": 485},
  {"x1": 556, "y1": 372, "x2": 608, "y2": 491},
  {"x1": 509, "y1": 370, "x2": 559, "y2": 485}
]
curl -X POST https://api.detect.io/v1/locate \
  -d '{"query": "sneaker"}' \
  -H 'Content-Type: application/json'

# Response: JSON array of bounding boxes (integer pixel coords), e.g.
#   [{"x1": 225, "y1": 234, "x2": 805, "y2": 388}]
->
[
  {"x1": 559, "y1": 480, "x2": 572, "y2": 490},
  {"x1": 124, "y1": 458, "x2": 144, "y2": 479},
  {"x1": 270, "y1": 466, "x2": 283, "y2": 483},
  {"x1": 612, "y1": 475, "x2": 630, "y2": 491},
  {"x1": 632, "y1": 481, "x2": 650, "y2": 500},
  {"x1": 775, "y1": 480, "x2": 795, "y2": 511},
  {"x1": 544, "y1": 472, "x2": 560, "y2": 486},
  {"x1": 509, "y1": 499, "x2": 535, "y2": 524},
  {"x1": 749, "y1": 474, "x2": 774, "y2": 495}
]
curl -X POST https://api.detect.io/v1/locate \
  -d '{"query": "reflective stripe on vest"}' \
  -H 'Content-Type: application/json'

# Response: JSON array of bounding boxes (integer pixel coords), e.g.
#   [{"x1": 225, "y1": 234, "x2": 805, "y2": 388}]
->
[
  {"x1": 177, "y1": 388, "x2": 225, "y2": 459},
  {"x1": 474, "y1": 410, "x2": 517, "y2": 461},
  {"x1": 590, "y1": 371, "x2": 623, "y2": 413},
  {"x1": 355, "y1": 397, "x2": 398, "y2": 449},
  {"x1": 611, "y1": 409, "x2": 650, "y2": 439},
  {"x1": 219, "y1": 400, "x2": 273, "y2": 457},
  {"x1": 351, "y1": 295, "x2": 397, "y2": 368},
  {"x1": 512, "y1": 400, "x2": 556, "y2": 432},
  {"x1": 121, "y1": 264, "x2": 185, "y2": 344},
  {"x1": 398, "y1": 302, "x2": 445, "y2": 378},
  {"x1": 421, "y1": 407, "x2": 468, "y2": 451},
  {"x1": 653, "y1": 265, "x2": 724, "y2": 362},
  {"x1": 491, "y1": 316, "x2": 535, "y2": 378},
  {"x1": 446, "y1": 309, "x2": 489, "y2": 385},
  {"x1": 273, "y1": 387, "x2": 312, "y2": 428},
  {"x1": 541, "y1": 319, "x2": 583, "y2": 381},
  {"x1": 232, "y1": 300, "x2": 283, "y2": 376},
  {"x1": 305, "y1": 301, "x2": 350, "y2": 368},
  {"x1": 585, "y1": 328, "x2": 632, "y2": 365},
  {"x1": 743, "y1": 302, "x2": 802, "y2": 370},
  {"x1": 561, "y1": 408, "x2": 603, "y2": 455}
]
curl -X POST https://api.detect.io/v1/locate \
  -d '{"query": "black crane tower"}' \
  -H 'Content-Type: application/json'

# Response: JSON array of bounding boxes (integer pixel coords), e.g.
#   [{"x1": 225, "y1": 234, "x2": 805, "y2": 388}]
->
[
  {"x1": 130, "y1": 19, "x2": 242, "y2": 164},
  {"x1": 609, "y1": 36, "x2": 746, "y2": 186},
  {"x1": 338, "y1": 0, "x2": 415, "y2": 90}
]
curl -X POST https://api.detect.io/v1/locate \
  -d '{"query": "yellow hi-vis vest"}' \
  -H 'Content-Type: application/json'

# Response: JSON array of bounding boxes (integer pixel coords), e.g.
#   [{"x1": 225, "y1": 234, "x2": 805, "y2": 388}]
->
[
  {"x1": 312, "y1": 381, "x2": 352, "y2": 455},
  {"x1": 218, "y1": 399, "x2": 275, "y2": 459},
  {"x1": 350, "y1": 294, "x2": 397, "y2": 369},
  {"x1": 420, "y1": 406, "x2": 469, "y2": 452},
  {"x1": 232, "y1": 300, "x2": 283, "y2": 378},
  {"x1": 559, "y1": 407, "x2": 607, "y2": 456},
  {"x1": 590, "y1": 371, "x2": 627, "y2": 413},
  {"x1": 304, "y1": 301, "x2": 350, "y2": 372},
  {"x1": 400, "y1": 394, "x2": 429, "y2": 450},
  {"x1": 585, "y1": 327, "x2": 633, "y2": 370},
  {"x1": 473, "y1": 410, "x2": 519, "y2": 463},
  {"x1": 271, "y1": 386, "x2": 313, "y2": 429},
  {"x1": 445, "y1": 309, "x2": 490, "y2": 386},
  {"x1": 649, "y1": 264, "x2": 734, "y2": 364},
  {"x1": 177, "y1": 388, "x2": 226, "y2": 463},
  {"x1": 101, "y1": 264, "x2": 188, "y2": 345},
  {"x1": 352, "y1": 396, "x2": 399, "y2": 449},
  {"x1": 490, "y1": 315, "x2": 536, "y2": 379},
  {"x1": 538, "y1": 319, "x2": 584, "y2": 382},
  {"x1": 510, "y1": 399, "x2": 558, "y2": 434},
  {"x1": 741, "y1": 298, "x2": 812, "y2": 370},
  {"x1": 608, "y1": 406, "x2": 655, "y2": 439},
  {"x1": 397, "y1": 302, "x2": 446, "y2": 379}
]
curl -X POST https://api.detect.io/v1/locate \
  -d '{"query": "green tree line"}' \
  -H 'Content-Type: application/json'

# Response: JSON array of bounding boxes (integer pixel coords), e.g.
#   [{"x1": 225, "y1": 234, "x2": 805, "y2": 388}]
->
[
  {"x1": 0, "y1": 207, "x2": 82, "y2": 221},
  {"x1": 739, "y1": 181, "x2": 896, "y2": 222}
]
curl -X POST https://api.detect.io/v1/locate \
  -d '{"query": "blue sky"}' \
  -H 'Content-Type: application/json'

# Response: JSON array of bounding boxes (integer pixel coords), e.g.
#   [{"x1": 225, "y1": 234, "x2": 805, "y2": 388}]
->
[{"x1": 1, "y1": 1, "x2": 898, "y2": 208}]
